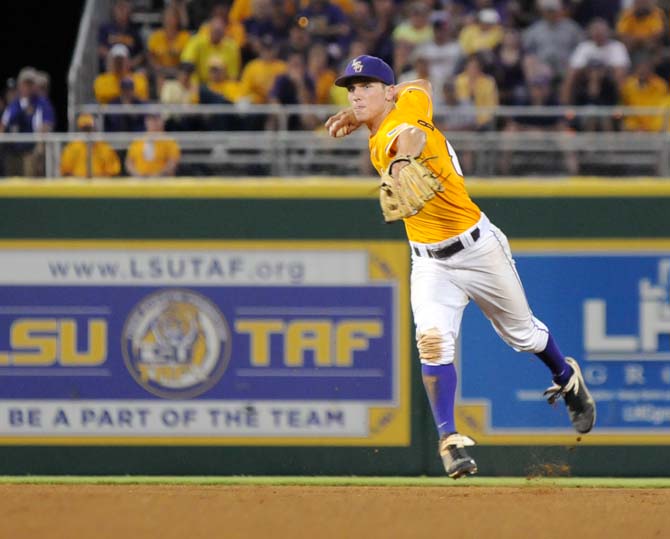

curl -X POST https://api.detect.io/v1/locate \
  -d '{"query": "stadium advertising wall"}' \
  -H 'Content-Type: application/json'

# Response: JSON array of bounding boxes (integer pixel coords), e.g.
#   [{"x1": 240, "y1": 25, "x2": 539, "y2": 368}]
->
[
  {"x1": 0, "y1": 240, "x2": 411, "y2": 446},
  {"x1": 457, "y1": 240, "x2": 670, "y2": 445}
]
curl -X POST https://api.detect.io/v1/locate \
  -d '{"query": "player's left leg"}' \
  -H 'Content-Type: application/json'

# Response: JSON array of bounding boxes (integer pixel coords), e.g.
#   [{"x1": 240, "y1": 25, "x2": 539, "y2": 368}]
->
[{"x1": 454, "y1": 222, "x2": 595, "y2": 434}]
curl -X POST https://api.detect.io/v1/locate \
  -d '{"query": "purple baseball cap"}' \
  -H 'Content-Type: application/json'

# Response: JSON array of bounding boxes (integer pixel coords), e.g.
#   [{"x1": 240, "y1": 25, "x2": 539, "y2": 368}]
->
[{"x1": 334, "y1": 55, "x2": 395, "y2": 87}]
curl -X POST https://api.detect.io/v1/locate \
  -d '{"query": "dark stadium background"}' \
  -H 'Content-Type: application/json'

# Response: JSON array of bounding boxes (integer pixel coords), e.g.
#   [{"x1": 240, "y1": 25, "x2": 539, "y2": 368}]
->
[{"x1": 0, "y1": 1, "x2": 86, "y2": 130}]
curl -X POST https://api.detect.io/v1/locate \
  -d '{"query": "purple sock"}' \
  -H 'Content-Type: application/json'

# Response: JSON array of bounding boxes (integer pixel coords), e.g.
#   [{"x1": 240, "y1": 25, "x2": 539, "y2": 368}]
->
[
  {"x1": 535, "y1": 333, "x2": 573, "y2": 385},
  {"x1": 421, "y1": 363, "x2": 457, "y2": 437}
]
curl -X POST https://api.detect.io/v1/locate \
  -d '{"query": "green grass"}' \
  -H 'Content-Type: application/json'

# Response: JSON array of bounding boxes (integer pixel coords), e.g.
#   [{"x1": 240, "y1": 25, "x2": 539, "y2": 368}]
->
[{"x1": 0, "y1": 476, "x2": 668, "y2": 488}]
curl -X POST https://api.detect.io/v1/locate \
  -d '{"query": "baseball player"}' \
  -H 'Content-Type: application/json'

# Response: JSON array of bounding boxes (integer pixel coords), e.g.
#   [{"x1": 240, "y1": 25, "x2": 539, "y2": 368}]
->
[{"x1": 325, "y1": 55, "x2": 596, "y2": 479}]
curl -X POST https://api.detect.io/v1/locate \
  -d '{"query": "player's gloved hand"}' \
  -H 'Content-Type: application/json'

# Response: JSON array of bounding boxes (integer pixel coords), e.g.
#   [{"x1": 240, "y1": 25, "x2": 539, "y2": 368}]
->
[
  {"x1": 379, "y1": 155, "x2": 444, "y2": 223},
  {"x1": 325, "y1": 108, "x2": 362, "y2": 138}
]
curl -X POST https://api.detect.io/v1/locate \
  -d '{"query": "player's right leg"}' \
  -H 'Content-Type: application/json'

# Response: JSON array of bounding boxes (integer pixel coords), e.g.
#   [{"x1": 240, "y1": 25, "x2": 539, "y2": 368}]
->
[{"x1": 411, "y1": 255, "x2": 477, "y2": 478}]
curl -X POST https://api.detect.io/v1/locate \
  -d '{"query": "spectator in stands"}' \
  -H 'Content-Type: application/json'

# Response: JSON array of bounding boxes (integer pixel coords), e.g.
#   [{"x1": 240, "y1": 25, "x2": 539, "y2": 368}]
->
[
  {"x1": 306, "y1": 43, "x2": 337, "y2": 104},
  {"x1": 392, "y1": 2, "x2": 434, "y2": 75},
  {"x1": 561, "y1": 18, "x2": 631, "y2": 104},
  {"x1": 195, "y1": 3, "x2": 247, "y2": 53},
  {"x1": 160, "y1": 60, "x2": 241, "y2": 131},
  {"x1": 228, "y1": 0, "x2": 256, "y2": 26},
  {"x1": 126, "y1": 113, "x2": 181, "y2": 177},
  {"x1": 620, "y1": 57, "x2": 669, "y2": 132},
  {"x1": 493, "y1": 28, "x2": 527, "y2": 106},
  {"x1": 94, "y1": 44, "x2": 150, "y2": 104},
  {"x1": 440, "y1": 81, "x2": 478, "y2": 133},
  {"x1": 181, "y1": 14, "x2": 241, "y2": 83},
  {"x1": 98, "y1": 0, "x2": 144, "y2": 70},
  {"x1": 161, "y1": 62, "x2": 199, "y2": 105},
  {"x1": 296, "y1": 0, "x2": 349, "y2": 54},
  {"x1": 522, "y1": 0, "x2": 583, "y2": 80},
  {"x1": 268, "y1": 51, "x2": 316, "y2": 130},
  {"x1": 506, "y1": 0, "x2": 539, "y2": 29},
  {"x1": 34, "y1": 70, "x2": 51, "y2": 100},
  {"x1": 347, "y1": 0, "x2": 377, "y2": 51},
  {"x1": 184, "y1": 0, "x2": 224, "y2": 29},
  {"x1": 207, "y1": 57, "x2": 243, "y2": 103},
  {"x1": 507, "y1": 75, "x2": 566, "y2": 129},
  {"x1": 104, "y1": 78, "x2": 147, "y2": 133},
  {"x1": 454, "y1": 54, "x2": 499, "y2": 130},
  {"x1": 0, "y1": 67, "x2": 54, "y2": 177},
  {"x1": 399, "y1": 51, "x2": 432, "y2": 84},
  {"x1": 437, "y1": 78, "x2": 477, "y2": 174},
  {"x1": 392, "y1": 2, "x2": 434, "y2": 48},
  {"x1": 244, "y1": 0, "x2": 291, "y2": 60},
  {"x1": 413, "y1": 19, "x2": 464, "y2": 105},
  {"x1": 281, "y1": 17, "x2": 313, "y2": 59},
  {"x1": 167, "y1": 0, "x2": 191, "y2": 30},
  {"x1": 159, "y1": 62, "x2": 200, "y2": 131},
  {"x1": 364, "y1": 0, "x2": 395, "y2": 67},
  {"x1": 147, "y1": 5, "x2": 192, "y2": 90},
  {"x1": 458, "y1": 8, "x2": 504, "y2": 68},
  {"x1": 238, "y1": 34, "x2": 287, "y2": 104},
  {"x1": 572, "y1": 59, "x2": 619, "y2": 131},
  {"x1": 60, "y1": 114, "x2": 121, "y2": 178},
  {"x1": 27, "y1": 70, "x2": 56, "y2": 121},
  {"x1": 503, "y1": 74, "x2": 579, "y2": 175},
  {"x1": 616, "y1": 0, "x2": 666, "y2": 62},
  {"x1": 571, "y1": 0, "x2": 622, "y2": 28}
]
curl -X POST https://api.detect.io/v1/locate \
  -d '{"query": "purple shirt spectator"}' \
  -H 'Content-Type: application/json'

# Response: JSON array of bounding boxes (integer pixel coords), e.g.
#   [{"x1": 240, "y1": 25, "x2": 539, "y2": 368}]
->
[
  {"x1": 98, "y1": 0, "x2": 144, "y2": 69},
  {"x1": 269, "y1": 53, "x2": 316, "y2": 130},
  {"x1": 1, "y1": 91, "x2": 55, "y2": 153},
  {"x1": 297, "y1": 0, "x2": 349, "y2": 51}
]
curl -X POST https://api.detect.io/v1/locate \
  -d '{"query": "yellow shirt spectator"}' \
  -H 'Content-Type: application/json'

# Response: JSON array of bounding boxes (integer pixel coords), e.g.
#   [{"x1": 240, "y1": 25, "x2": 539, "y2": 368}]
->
[
  {"x1": 239, "y1": 58, "x2": 287, "y2": 103},
  {"x1": 314, "y1": 69, "x2": 337, "y2": 104},
  {"x1": 229, "y1": 0, "x2": 254, "y2": 23},
  {"x1": 621, "y1": 71, "x2": 668, "y2": 131},
  {"x1": 60, "y1": 141, "x2": 121, "y2": 178},
  {"x1": 197, "y1": 20, "x2": 246, "y2": 48},
  {"x1": 208, "y1": 80, "x2": 244, "y2": 102},
  {"x1": 459, "y1": 10, "x2": 504, "y2": 56},
  {"x1": 181, "y1": 29, "x2": 241, "y2": 82},
  {"x1": 148, "y1": 29, "x2": 192, "y2": 69},
  {"x1": 454, "y1": 70, "x2": 499, "y2": 127},
  {"x1": 616, "y1": 6, "x2": 665, "y2": 42},
  {"x1": 126, "y1": 137, "x2": 181, "y2": 177},
  {"x1": 94, "y1": 71, "x2": 149, "y2": 104},
  {"x1": 329, "y1": 84, "x2": 349, "y2": 106}
]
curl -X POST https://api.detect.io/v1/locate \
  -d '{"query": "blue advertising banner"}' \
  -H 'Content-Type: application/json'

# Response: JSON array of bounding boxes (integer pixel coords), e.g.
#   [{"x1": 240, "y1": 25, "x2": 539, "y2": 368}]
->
[
  {"x1": 456, "y1": 241, "x2": 670, "y2": 445},
  {"x1": 0, "y1": 241, "x2": 411, "y2": 446}
]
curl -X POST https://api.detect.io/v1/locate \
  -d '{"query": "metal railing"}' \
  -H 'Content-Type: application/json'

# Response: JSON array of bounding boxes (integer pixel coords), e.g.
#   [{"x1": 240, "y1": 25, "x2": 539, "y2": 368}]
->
[
  {"x1": 73, "y1": 103, "x2": 670, "y2": 133},
  {"x1": 67, "y1": 0, "x2": 113, "y2": 131},
  {"x1": 2, "y1": 128, "x2": 670, "y2": 178}
]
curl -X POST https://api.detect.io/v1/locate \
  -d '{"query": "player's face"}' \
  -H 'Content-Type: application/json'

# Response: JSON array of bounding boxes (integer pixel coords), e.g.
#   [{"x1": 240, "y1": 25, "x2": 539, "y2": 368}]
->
[{"x1": 347, "y1": 81, "x2": 392, "y2": 123}]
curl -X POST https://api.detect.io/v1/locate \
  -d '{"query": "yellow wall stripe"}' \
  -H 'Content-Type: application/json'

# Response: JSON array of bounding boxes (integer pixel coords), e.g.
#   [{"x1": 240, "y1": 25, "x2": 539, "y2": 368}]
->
[{"x1": 1, "y1": 177, "x2": 670, "y2": 198}]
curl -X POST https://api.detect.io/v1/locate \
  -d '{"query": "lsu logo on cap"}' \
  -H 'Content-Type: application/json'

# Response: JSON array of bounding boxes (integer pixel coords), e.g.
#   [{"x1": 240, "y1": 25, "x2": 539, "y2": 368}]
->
[
  {"x1": 122, "y1": 289, "x2": 231, "y2": 399},
  {"x1": 352, "y1": 58, "x2": 364, "y2": 73}
]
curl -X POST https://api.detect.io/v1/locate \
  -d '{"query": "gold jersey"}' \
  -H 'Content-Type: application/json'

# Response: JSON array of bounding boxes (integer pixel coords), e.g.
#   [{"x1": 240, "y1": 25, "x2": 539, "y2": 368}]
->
[{"x1": 369, "y1": 86, "x2": 481, "y2": 244}]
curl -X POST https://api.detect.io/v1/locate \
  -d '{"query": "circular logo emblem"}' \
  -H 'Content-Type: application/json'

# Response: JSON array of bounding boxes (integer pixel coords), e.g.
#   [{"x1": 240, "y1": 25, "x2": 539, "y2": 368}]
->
[{"x1": 122, "y1": 289, "x2": 231, "y2": 399}]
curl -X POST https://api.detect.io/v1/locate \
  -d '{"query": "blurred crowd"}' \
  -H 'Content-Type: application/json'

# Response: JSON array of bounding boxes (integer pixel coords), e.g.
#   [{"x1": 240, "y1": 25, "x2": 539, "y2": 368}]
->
[{"x1": 4, "y1": 0, "x2": 670, "y2": 177}]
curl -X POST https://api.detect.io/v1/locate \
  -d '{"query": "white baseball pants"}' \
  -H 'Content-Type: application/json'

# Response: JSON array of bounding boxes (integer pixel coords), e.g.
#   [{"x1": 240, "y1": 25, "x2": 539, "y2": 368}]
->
[{"x1": 410, "y1": 213, "x2": 549, "y2": 365}]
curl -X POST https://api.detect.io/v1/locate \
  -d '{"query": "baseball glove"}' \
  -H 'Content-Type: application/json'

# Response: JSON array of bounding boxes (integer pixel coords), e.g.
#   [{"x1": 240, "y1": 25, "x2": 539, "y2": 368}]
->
[{"x1": 379, "y1": 155, "x2": 444, "y2": 223}]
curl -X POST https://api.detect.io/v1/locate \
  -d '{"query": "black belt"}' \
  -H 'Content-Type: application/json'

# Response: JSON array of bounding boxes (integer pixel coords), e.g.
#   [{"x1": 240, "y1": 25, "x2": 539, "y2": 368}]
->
[{"x1": 414, "y1": 227, "x2": 480, "y2": 259}]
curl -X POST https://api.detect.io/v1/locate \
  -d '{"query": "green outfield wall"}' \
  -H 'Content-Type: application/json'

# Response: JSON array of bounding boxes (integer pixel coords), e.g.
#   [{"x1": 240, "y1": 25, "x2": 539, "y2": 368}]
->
[{"x1": 0, "y1": 178, "x2": 669, "y2": 477}]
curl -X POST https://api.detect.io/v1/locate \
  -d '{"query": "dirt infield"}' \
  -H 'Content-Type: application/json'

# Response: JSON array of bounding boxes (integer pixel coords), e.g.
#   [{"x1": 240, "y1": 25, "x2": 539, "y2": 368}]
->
[{"x1": 0, "y1": 484, "x2": 668, "y2": 538}]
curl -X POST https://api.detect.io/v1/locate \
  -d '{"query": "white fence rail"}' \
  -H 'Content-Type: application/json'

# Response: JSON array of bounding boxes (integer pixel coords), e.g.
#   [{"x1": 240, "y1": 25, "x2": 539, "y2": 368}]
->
[
  {"x1": 73, "y1": 103, "x2": 670, "y2": 131},
  {"x1": 1, "y1": 129, "x2": 670, "y2": 178}
]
